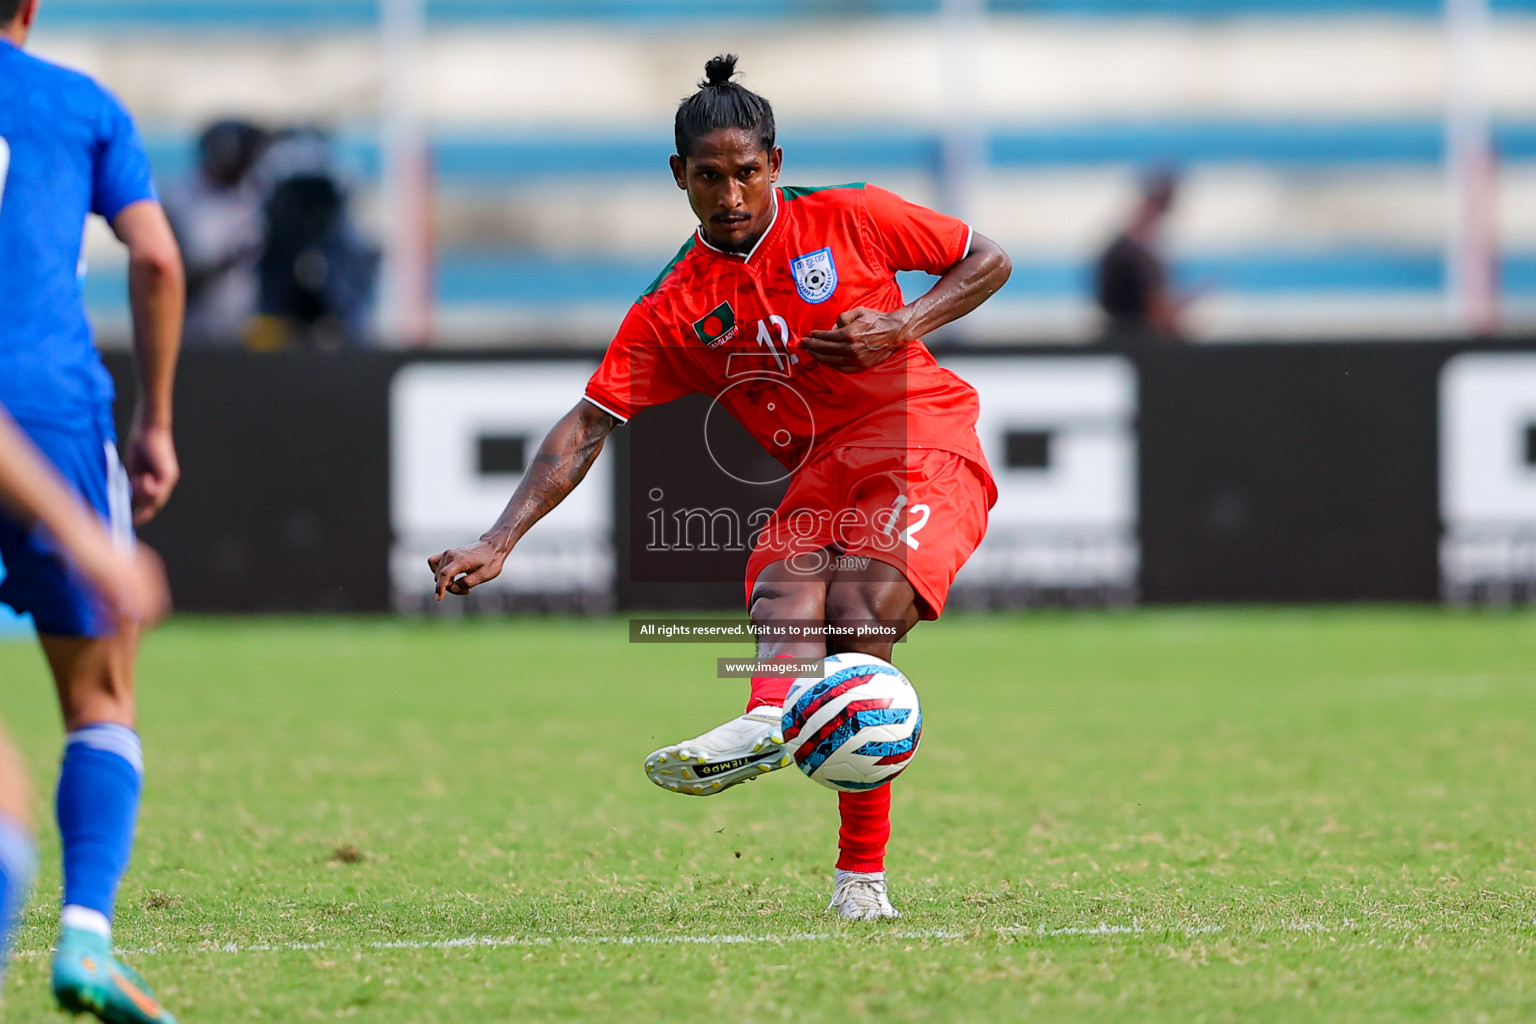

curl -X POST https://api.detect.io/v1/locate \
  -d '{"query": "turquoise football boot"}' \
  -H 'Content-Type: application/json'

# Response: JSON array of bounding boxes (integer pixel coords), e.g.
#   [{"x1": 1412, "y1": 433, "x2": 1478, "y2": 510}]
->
[{"x1": 51, "y1": 926, "x2": 176, "y2": 1024}]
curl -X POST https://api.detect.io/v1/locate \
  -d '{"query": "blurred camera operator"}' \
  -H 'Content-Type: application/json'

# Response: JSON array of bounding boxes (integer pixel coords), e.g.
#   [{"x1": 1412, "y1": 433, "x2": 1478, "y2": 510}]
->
[
  {"x1": 248, "y1": 126, "x2": 380, "y2": 351},
  {"x1": 163, "y1": 119, "x2": 267, "y2": 347}
]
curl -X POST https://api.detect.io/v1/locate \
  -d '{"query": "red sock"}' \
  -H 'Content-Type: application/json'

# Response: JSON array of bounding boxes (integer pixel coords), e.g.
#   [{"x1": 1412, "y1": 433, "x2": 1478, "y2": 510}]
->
[
  {"x1": 837, "y1": 784, "x2": 892, "y2": 873},
  {"x1": 745, "y1": 655, "x2": 796, "y2": 713}
]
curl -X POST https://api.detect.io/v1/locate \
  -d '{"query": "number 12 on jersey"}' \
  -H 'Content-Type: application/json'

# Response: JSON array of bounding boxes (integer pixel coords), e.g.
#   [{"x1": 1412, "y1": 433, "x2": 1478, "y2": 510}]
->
[{"x1": 755, "y1": 315, "x2": 792, "y2": 374}]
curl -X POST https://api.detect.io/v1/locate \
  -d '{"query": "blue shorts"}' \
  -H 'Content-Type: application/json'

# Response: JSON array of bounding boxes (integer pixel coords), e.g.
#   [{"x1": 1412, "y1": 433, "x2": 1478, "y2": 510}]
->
[{"x1": 0, "y1": 413, "x2": 132, "y2": 637}]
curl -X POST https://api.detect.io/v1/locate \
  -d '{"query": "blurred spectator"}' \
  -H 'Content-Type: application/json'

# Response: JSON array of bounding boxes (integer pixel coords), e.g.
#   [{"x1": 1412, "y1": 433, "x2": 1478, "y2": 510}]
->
[
  {"x1": 163, "y1": 119, "x2": 267, "y2": 347},
  {"x1": 249, "y1": 127, "x2": 380, "y2": 351},
  {"x1": 1094, "y1": 169, "x2": 1191, "y2": 342}
]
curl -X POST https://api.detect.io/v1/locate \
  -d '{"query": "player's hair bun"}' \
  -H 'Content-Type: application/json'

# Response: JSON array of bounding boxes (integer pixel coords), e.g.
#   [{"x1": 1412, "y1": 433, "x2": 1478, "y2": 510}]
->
[
  {"x1": 676, "y1": 52, "x2": 774, "y2": 158},
  {"x1": 702, "y1": 54, "x2": 739, "y2": 88}
]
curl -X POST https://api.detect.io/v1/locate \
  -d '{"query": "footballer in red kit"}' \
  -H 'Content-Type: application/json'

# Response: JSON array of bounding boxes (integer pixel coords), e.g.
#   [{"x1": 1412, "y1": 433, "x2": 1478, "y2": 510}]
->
[
  {"x1": 584, "y1": 180, "x2": 998, "y2": 620},
  {"x1": 430, "y1": 54, "x2": 1011, "y2": 921}
]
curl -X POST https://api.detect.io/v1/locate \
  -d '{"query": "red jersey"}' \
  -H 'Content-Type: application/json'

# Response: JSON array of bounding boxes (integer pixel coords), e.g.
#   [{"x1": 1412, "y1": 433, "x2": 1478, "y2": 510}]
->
[{"x1": 584, "y1": 183, "x2": 990, "y2": 475}]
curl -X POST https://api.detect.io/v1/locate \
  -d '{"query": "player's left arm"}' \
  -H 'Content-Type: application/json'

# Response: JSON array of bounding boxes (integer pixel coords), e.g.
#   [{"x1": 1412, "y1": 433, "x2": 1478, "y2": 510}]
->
[
  {"x1": 112, "y1": 200, "x2": 185, "y2": 525},
  {"x1": 802, "y1": 232, "x2": 1011, "y2": 373}
]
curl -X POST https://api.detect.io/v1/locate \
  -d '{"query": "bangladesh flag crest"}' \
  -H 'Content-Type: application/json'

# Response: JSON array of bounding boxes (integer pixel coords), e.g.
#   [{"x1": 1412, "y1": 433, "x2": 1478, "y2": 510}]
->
[{"x1": 692, "y1": 301, "x2": 738, "y2": 348}]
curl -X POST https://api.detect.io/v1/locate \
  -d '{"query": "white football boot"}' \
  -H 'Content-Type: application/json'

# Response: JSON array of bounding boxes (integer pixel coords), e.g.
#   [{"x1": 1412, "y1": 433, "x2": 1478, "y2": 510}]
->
[
  {"x1": 644, "y1": 707, "x2": 792, "y2": 796},
  {"x1": 828, "y1": 869, "x2": 901, "y2": 921}
]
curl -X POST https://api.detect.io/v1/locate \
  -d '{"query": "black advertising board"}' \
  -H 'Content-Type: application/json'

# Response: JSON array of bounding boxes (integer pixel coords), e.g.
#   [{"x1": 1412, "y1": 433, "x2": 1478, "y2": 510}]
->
[
  {"x1": 1136, "y1": 343, "x2": 1445, "y2": 602},
  {"x1": 103, "y1": 340, "x2": 1536, "y2": 613},
  {"x1": 105, "y1": 351, "x2": 396, "y2": 612}
]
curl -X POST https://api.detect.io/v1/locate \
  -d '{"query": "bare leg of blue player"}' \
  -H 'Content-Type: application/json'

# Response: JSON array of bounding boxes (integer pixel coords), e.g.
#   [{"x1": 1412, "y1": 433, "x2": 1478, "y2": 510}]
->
[{"x1": 42, "y1": 631, "x2": 176, "y2": 1024}]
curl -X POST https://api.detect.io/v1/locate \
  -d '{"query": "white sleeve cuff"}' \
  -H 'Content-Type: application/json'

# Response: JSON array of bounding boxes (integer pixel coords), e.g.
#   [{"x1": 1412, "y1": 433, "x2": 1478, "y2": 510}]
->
[{"x1": 582, "y1": 394, "x2": 629, "y2": 423}]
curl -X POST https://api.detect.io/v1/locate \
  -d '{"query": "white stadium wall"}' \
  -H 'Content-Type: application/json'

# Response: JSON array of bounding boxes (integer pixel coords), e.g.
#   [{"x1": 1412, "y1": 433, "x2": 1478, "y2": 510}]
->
[
  {"x1": 1440, "y1": 352, "x2": 1536, "y2": 603},
  {"x1": 389, "y1": 362, "x2": 613, "y2": 611}
]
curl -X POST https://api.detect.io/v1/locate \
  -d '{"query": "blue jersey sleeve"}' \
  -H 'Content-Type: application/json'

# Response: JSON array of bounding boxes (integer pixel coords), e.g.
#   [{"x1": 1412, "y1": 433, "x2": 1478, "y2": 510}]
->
[{"x1": 90, "y1": 88, "x2": 157, "y2": 222}]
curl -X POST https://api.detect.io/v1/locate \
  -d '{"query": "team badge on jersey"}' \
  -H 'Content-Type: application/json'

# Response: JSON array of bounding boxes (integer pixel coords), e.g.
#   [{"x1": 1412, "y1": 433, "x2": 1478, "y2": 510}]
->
[
  {"x1": 790, "y1": 247, "x2": 838, "y2": 304},
  {"x1": 692, "y1": 301, "x2": 738, "y2": 348}
]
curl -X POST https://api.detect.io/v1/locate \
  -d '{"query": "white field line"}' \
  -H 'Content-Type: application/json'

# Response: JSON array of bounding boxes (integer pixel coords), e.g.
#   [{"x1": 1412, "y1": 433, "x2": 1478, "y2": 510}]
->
[{"x1": 16, "y1": 919, "x2": 1423, "y2": 958}]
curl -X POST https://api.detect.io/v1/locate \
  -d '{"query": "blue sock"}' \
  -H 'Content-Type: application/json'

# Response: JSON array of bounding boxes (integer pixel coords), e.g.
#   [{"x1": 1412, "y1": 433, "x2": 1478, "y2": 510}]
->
[
  {"x1": 0, "y1": 813, "x2": 36, "y2": 973},
  {"x1": 56, "y1": 725, "x2": 142, "y2": 926}
]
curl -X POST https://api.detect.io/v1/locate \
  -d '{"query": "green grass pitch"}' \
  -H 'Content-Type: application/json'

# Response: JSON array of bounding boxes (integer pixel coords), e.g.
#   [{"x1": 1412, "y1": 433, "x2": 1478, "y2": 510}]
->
[{"x1": 2, "y1": 609, "x2": 1536, "y2": 1022}]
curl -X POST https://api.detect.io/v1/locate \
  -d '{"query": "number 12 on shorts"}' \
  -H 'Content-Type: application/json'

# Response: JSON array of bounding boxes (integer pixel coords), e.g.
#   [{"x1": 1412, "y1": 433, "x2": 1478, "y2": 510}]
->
[{"x1": 883, "y1": 495, "x2": 931, "y2": 550}]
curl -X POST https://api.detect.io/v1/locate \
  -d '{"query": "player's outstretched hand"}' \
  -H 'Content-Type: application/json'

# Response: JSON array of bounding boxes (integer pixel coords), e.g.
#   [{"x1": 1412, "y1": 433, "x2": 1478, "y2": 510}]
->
[
  {"x1": 429, "y1": 542, "x2": 506, "y2": 600},
  {"x1": 127, "y1": 418, "x2": 180, "y2": 525},
  {"x1": 802, "y1": 307, "x2": 911, "y2": 373}
]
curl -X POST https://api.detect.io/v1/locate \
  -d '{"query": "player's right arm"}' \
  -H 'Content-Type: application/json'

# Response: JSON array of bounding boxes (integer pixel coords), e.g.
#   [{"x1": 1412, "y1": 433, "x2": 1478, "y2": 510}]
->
[
  {"x1": 428, "y1": 400, "x2": 619, "y2": 599},
  {"x1": 0, "y1": 408, "x2": 169, "y2": 625}
]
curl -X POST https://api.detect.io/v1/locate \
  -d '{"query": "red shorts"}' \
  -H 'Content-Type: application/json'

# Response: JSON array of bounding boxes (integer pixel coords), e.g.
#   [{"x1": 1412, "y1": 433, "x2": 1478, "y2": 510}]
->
[{"x1": 744, "y1": 446, "x2": 996, "y2": 620}]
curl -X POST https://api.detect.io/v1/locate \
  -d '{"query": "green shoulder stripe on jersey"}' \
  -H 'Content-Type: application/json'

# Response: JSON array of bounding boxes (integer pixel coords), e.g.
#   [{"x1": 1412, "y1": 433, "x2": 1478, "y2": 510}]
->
[
  {"x1": 637, "y1": 236, "x2": 698, "y2": 301},
  {"x1": 781, "y1": 183, "x2": 866, "y2": 201}
]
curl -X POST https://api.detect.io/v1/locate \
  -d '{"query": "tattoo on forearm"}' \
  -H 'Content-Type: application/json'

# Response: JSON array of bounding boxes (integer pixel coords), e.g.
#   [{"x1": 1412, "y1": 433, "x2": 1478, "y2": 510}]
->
[{"x1": 484, "y1": 413, "x2": 611, "y2": 548}]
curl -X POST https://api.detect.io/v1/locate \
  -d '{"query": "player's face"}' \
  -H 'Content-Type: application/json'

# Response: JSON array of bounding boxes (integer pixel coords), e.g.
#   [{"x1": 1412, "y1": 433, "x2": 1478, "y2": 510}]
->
[{"x1": 671, "y1": 129, "x2": 783, "y2": 254}]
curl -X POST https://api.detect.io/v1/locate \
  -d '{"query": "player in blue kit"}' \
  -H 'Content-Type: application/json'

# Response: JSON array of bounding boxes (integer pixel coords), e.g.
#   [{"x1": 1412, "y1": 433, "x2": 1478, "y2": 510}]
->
[
  {"x1": 0, "y1": 403, "x2": 171, "y2": 1003},
  {"x1": 0, "y1": 1, "x2": 184, "y2": 1020}
]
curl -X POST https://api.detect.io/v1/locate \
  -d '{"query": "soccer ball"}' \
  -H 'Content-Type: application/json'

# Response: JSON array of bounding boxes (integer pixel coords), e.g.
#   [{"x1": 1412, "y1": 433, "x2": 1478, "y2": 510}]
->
[{"x1": 779, "y1": 653, "x2": 923, "y2": 792}]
